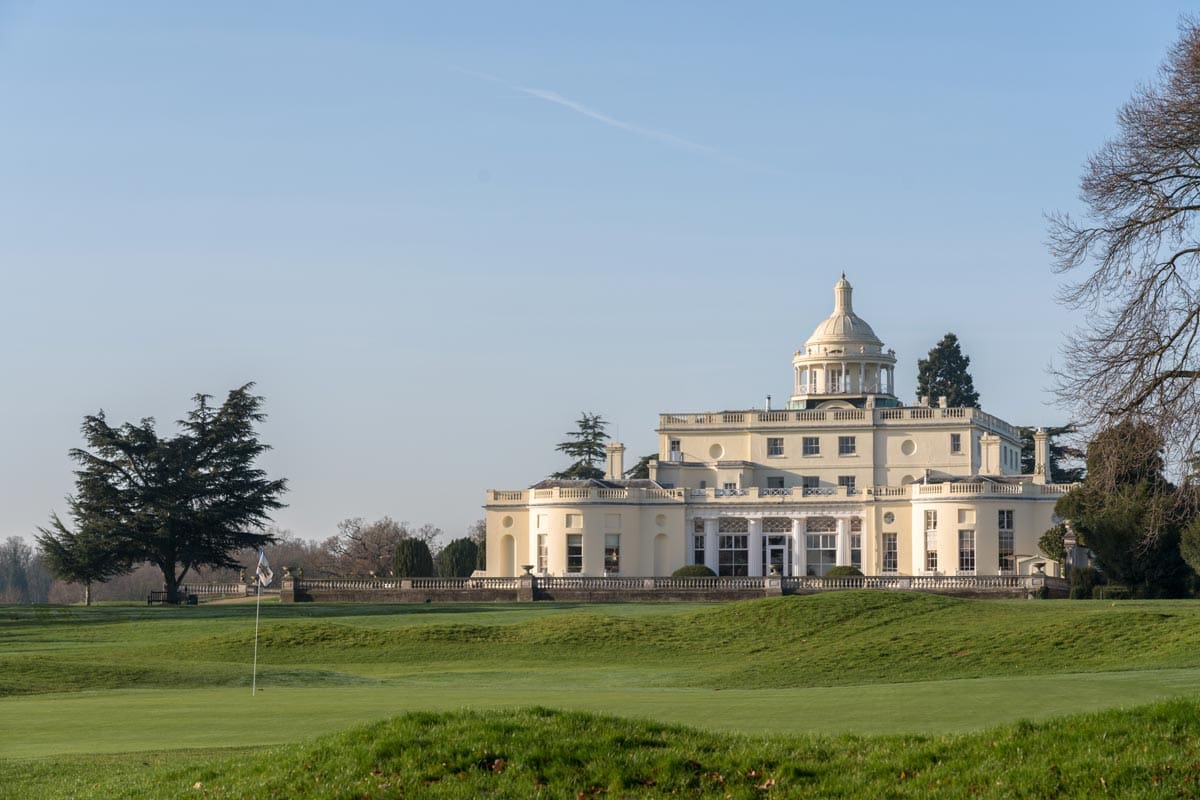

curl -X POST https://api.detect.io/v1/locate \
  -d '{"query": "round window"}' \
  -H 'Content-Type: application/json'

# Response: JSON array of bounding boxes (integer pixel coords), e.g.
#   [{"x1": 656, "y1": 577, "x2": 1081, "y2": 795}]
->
[
  {"x1": 655, "y1": 514, "x2": 667, "y2": 527},
  {"x1": 883, "y1": 512, "x2": 895, "y2": 525},
  {"x1": 900, "y1": 439, "x2": 915, "y2": 456},
  {"x1": 709, "y1": 444, "x2": 725, "y2": 459},
  {"x1": 501, "y1": 516, "x2": 514, "y2": 528}
]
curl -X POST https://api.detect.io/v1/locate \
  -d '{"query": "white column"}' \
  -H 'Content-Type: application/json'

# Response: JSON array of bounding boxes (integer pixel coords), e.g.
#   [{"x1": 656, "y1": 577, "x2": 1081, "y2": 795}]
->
[
  {"x1": 704, "y1": 518, "x2": 719, "y2": 575},
  {"x1": 791, "y1": 518, "x2": 805, "y2": 577},
  {"x1": 835, "y1": 518, "x2": 851, "y2": 567},
  {"x1": 859, "y1": 362, "x2": 865, "y2": 393},
  {"x1": 748, "y1": 518, "x2": 763, "y2": 576}
]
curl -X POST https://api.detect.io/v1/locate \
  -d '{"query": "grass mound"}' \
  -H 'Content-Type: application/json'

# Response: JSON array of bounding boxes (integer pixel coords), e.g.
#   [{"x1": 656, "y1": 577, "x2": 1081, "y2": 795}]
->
[{"x1": 5, "y1": 701, "x2": 1200, "y2": 798}]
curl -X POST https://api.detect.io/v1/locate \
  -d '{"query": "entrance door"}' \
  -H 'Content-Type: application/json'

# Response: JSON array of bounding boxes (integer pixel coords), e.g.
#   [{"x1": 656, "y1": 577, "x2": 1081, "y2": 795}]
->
[{"x1": 763, "y1": 536, "x2": 789, "y2": 576}]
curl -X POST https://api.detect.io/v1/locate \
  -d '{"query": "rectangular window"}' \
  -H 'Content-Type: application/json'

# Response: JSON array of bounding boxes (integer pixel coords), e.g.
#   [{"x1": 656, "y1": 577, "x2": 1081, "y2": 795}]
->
[
  {"x1": 566, "y1": 534, "x2": 583, "y2": 573},
  {"x1": 805, "y1": 533, "x2": 837, "y2": 576},
  {"x1": 882, "y1": 533, "x2": 898, "y2": 573},
  {"x1": 723, "y1": 482, "x2": 737, "y2": 492},
  {"x1": 565, "y1": 513, "x2": 581, "y2": 529},
  {"x1": 803, "y1": 436, "x2": 820, "y2": 456},
  {"x1": 924, "y1": 510, "x2": 938, "y2": 532},
  {"x1": 692, "y1": 534, "x2": 706, "y2": 567},
  {"x1": 802, "y1": 475, "x2": 819, "y2": 489},
  {"x1": 838, "y1": 475, "x2": 856, "y2": 494},
  {"x1": 766, "y1": 476, "x2": 785, "y2": 489},
  {"x1": 998, "y1": 510, "x2": 1014, "y2": 573},
  {"x1": 537, "y1": 534, "x2": 548, "y2": 573},
  {"x1": 604, "y1": 534, "x2": 620, "y2": 573},
  {"x1": 669, "y1": 438, "x2": 682, "y2": 461},
  {"x1": 851, "y1": 532, "x2": 862, "y2": 570},
  {"x1": 698, "y1": 480, "x2": 707, "y2": 489},
  {"x1": 767, "y1": 437, "x2": 784, "y2": 457},
  {"x1": 838, "y1": 436, "x2": 857, "y2": 456},
  {"x1": 958, "y1": 530, "x2": 976, "y2": 573},
  {"x1": 925, "y1": 530, "x2": 938, "y2": 572},
  {"x1": 950, "y1": 433, "x2": 962, "y2": 454},
  {"x1": 718, "y1": 535, "x2": 749, "y2": 576}
]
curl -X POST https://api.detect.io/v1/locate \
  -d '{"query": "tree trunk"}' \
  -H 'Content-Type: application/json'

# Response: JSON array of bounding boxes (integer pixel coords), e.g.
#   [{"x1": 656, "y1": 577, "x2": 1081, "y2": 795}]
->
[{"x1": 83, "y1": 581, "x2": 91, "y2": 607}]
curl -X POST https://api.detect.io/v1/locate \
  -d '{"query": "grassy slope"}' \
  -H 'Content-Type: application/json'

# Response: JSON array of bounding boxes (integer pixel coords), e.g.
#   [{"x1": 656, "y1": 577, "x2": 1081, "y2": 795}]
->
[
  {"x1": 4, "y1": 702, "x2": 1200, "y2": 799},
  {"x1": 4, "y1": 592, "x2": 1200, "y2": 793}
]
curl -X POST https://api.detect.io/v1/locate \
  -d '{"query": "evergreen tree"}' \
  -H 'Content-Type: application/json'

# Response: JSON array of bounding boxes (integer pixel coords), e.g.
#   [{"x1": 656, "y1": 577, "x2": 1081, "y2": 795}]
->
[
  {"x1": 624, "y1": 453, "x2": 657, "y2": 480},
  {"x1": 1055, "y1": 421, "x2": 1193, "y2": 597},
  {"x1": 392, "y1": 537, "x2": 434, "y2": 577},
  {"x1": 551, "y1": 412, "x2": 609, "y2": 480},
  {"x1": 35, "y1": 502, "x2": 130, "y2": 605},
  {"x1": 56, "y1": 384, "x2": 287, "y2": 603},
  {"x1": 435, "y1": 537, "x2": 479, "y2": 577},
  {"x1": 915, "y1": 333, "x2": 980, "y2": 408}
]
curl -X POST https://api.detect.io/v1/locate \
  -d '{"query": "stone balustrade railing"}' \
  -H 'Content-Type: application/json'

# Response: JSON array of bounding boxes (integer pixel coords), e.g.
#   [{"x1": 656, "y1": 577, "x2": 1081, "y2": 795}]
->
[
  {"x1": 658, "y1": 405, "x2": 1020, "y2": 440},
  {"x1": 489, "y1": 481, "x2": 1078, "y2": 506},
  {"x1": 271, "y1": 573, "x2": 1067, "y2": 602}
]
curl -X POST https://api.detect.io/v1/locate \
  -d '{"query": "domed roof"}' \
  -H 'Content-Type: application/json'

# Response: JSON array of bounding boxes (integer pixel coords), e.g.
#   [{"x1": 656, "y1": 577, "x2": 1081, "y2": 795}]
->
[{"x1": 804, "y1": 274, "x2": 883, "y2": 348}]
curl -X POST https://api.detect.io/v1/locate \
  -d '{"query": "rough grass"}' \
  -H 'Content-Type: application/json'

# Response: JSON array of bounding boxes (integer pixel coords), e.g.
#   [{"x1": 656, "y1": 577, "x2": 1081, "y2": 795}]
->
[{"x1": 4, "y1": 702, "x2": 1200, "y2": 799}]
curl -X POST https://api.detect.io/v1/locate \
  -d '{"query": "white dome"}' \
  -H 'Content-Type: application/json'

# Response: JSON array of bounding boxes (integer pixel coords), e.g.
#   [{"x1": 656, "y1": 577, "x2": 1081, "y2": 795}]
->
[{"x1": 804, "y1": 275, "x2": 883, "y2": 349}]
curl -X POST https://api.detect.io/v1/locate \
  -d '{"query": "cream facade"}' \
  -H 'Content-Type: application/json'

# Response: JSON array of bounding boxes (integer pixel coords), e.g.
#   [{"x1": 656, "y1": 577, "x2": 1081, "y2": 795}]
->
[{"x1": 485, "y1": 277, "x2": 1070, "y2": 579}]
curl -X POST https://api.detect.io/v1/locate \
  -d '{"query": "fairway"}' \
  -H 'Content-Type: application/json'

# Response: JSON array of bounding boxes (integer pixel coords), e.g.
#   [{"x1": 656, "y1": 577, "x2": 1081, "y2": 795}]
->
[{"x1": 5, "y1": 593, "x2": 1200, "y2": 762}]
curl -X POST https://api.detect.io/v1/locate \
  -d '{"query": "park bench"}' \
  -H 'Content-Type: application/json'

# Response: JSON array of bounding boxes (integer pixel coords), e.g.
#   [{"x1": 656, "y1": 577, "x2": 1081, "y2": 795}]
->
[{"x1": 146, "y1": 591, "x2": 198, "y2": 605}]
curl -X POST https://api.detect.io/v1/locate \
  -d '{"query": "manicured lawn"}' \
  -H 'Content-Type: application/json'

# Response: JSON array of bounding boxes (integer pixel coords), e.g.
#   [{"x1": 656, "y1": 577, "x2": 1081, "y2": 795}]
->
[{"x1": 3, "y1": 592, "x2": 1200, "y2": 796}]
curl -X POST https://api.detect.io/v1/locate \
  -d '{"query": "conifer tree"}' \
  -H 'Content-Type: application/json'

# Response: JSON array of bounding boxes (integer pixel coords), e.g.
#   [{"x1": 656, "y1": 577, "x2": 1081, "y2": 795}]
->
[
  {"x1": 551, "y1": 412, "x2": 609, "y2": 480},
  {"x1": 915, "y1": 333, "x2": 980, "y2": 408}
]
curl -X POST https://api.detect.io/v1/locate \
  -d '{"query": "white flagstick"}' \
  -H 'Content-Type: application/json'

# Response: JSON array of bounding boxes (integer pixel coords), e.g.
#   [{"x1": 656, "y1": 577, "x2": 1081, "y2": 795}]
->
[
  {"x1": 252, "y1": 576, "x2": 262, "y2": 696},
  {"x1": 251, "y1": 549, "x2": 272, "y2": 696}
]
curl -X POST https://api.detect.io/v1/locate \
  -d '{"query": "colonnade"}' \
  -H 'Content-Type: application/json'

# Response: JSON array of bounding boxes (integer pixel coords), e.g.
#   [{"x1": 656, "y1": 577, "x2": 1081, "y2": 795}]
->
[{"x1": 693, "y1": 513, "x2": 861, "y2": 577}]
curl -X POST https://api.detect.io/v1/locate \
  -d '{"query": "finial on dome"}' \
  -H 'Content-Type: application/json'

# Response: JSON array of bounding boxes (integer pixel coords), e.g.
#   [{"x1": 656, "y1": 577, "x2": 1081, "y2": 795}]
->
[{"x1": 833, "y1": 274, "x2": 853, "y2": 314}]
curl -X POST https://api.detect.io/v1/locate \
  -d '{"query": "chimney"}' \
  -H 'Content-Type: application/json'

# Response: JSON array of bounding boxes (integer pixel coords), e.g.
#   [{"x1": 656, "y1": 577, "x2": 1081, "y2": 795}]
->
[
  {"x1": 605, "y1": 442, "x2": 626, "y2": 481},
  {"x1": 1033, "y1": 427, "x2": 1050, "y2": 484},
  {"x1": 938, "y1": 396, "x2": 948, "y2": 408},
  {"x1": 764, "y1": 394, "x2": 772, "y2": 411}
]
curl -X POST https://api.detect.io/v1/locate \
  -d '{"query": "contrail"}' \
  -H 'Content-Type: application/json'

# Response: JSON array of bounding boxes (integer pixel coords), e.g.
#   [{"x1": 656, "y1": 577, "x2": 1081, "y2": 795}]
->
[{"x1": 455, "y1": 67, "x2": 732, "y2": 160}]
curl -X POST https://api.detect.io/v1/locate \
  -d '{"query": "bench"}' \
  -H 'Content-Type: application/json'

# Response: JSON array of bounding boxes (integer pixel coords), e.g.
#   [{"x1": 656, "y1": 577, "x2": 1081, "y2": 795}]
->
[{"x1": 147, "y1": 591, "x2": 198, "y2": 605}]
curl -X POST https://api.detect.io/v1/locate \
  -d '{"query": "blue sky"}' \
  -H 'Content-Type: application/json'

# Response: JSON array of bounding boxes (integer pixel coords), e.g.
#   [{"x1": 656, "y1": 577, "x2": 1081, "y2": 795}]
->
[{"x1": 0, "y1": 2, "x2": 1189, "y2": 545}]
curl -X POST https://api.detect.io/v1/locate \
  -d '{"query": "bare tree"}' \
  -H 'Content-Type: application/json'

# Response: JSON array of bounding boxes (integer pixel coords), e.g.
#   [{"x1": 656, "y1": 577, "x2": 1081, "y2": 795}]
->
[{"x1": 1049, "y1": 17, "x2": 1200, "y2": 492}]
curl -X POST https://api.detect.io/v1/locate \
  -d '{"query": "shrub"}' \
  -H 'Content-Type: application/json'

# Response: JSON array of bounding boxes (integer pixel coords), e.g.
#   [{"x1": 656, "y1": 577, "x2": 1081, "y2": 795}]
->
[
  {"x1": 671, "y1": 565, "x2": 716, "y2": 577},
  {"x1": 824, "y1": 566, "x2": 864, "y2": 577},
  {"x1": 1069, "y1": 566, "x2": 1103, "y2": 599}
]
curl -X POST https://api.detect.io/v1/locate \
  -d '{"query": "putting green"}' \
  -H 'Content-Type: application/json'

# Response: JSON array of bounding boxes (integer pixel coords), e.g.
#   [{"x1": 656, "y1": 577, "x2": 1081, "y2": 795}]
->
[{"x1": 4, "y1": 667, "x2": 1198, "y2": 758}]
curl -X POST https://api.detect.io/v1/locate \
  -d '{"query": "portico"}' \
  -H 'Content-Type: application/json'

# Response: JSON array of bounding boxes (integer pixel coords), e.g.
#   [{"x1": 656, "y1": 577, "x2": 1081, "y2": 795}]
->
[{"x1": 689, "y1": 510, "x2": 865, "y2": 577}]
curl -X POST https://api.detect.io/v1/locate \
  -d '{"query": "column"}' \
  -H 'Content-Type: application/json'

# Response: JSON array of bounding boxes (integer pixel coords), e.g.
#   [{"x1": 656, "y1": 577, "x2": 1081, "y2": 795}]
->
[
  {"x1": 704, "y1": 518, "x2": 719, "y2": 575},
  {"x1": 748, "y1": 518, "x2": 763, "y2": 576},
  {"x1": 791, "y1": 518, "x2": 805, "y2": 577},
  {"x1": 859, "y1": 362, "x2": 865, "y2": 393},
  {"x1": 835, "y1": 517, "x2": 851, "y2": 567}
]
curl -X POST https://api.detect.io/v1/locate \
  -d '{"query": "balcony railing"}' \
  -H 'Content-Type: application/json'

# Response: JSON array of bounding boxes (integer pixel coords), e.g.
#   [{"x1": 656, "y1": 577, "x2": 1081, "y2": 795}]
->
[{"x1": 659, "y1": 405, "x2": 1020, "y2": 440}]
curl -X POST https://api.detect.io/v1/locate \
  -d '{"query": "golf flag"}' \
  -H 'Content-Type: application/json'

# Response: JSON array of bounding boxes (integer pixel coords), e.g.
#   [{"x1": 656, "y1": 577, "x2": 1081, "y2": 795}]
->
[{"x1": 256, "y1": 549, "x2": 273, "y2": 587}]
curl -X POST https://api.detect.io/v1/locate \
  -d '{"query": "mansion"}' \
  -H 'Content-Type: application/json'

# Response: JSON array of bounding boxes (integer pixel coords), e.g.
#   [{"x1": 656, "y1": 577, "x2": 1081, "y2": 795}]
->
[{"x1": 484, "y1": 276, "x2": 1071, "y2": 579}]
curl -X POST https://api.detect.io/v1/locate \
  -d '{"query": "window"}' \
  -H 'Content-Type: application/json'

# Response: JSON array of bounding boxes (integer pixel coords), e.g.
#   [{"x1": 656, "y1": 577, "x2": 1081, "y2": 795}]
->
[
  {"x1": 669, "y1": 439, "x2": 682, "y2": 461},
  {"x1": 698, "y1": 480, "x2": 707, "y2": 489},
  {"x1": 801, "y1": 475, "x2": 819, "y2": 489},
  {"x1": 766, "y1": 476, "x2": 785, "y2": 489},
  {"x1": 723, "y1": 482, "x2": 738, "y2": 493},
  {"x1": 882, "y1": 533, "x2": 898, "y2": 573},
  {"x1": 604, "y1": 534, "x2": 620, "y2": 573},
  {"x1": 692, "y1": 534, "x2": 706, "y2": 566},
  {"x1": 998, "y1": 510, "x2": 1014, "y2": 573},
  {"x1": 925, "y1": 531, "x2": 938, "y2": 572},
  {"x1": 565, "y1": 514, "x2": 581, "y2": 529},
  {"x1": 950, "y1": 433, "x2": 962, "y2": 454},
  {"x1": 803, "y1": 436, "x2": 820, "y2": 456},
  {"x1": 719, "y1": 535, "x2": 749, "y2": 576},
  {"x1": 767, "y1": 437, "x2": 784, "y2": 457},
  {"x1": 838, "y1": 436, "x2": 857, "y2": 456},
  {"x1": 838, "y1": 475, "x2": 856, "y2": 494},
  {"x1": 805, "y1": 533, "x2": 837, "y2": 576},
  {"x1": 566, "y1": 534, "x2": 583, "y2": 573},
  {"x1": 958, "y1": 530, "x2": 975, "y2": 573},
  {"x1": 924, "y1": 510, "x2": 938, "y2": 532},
  {"x1": 850, "y1": 532, "x2": 862, "y2": 570},
  {"x1": 537, "y1": 534, "x2": 548, "y2": 573}
]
